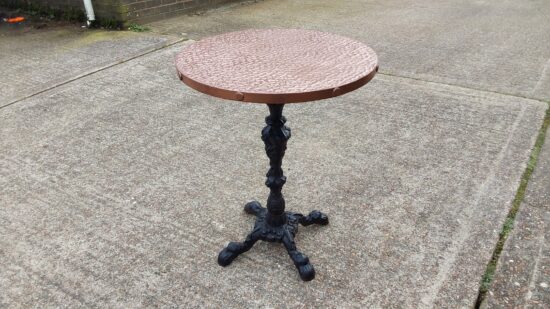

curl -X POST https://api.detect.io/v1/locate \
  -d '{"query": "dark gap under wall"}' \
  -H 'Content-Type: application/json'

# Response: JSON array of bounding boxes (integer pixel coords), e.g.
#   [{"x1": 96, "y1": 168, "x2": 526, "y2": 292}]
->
[{"x1": 0, "y1": 0, "x2": 245, "y2": 26}]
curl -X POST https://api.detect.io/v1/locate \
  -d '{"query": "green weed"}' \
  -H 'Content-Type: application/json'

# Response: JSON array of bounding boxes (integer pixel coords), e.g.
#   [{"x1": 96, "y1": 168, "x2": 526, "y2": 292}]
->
[{"x1": 128, "y1": 23, "x2": 150, "y2": 32}]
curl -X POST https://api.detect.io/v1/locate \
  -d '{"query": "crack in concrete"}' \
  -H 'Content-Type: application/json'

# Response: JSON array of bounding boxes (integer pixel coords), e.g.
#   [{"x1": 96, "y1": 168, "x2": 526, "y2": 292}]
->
[{"x1": 531, "y1": 59, "x2": 550, "y2": 97}]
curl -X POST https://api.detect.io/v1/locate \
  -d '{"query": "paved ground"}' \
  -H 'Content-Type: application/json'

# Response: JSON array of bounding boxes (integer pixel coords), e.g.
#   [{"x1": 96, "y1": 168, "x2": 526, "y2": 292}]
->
[
  {"x1": 486, "y1": 125, "x2": 550, "y2": 308},
  {"x1": 1, "y1": 0, "x2": 549, "y2": 308},
  {"x1": 0, "y1": 24, "x2": 181, "y2": 108}
]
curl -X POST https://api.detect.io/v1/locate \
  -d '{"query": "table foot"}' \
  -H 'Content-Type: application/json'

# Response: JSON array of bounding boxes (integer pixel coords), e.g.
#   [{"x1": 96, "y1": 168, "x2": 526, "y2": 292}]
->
[{"x1": 217, "y1": 201, "x2": 329, "y2": 281}]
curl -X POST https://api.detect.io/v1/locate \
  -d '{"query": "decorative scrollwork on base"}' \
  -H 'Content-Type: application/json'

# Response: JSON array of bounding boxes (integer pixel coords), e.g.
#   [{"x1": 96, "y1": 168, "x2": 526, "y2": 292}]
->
[{"x1": 218, "y1": 201, "x2": 328, "y2": 281}]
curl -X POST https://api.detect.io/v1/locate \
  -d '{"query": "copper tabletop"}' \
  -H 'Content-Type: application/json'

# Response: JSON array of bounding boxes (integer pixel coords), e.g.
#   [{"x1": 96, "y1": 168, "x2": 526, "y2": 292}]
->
[{"x1": 175, "y1": 29, "x2": 378, "y2": 104}]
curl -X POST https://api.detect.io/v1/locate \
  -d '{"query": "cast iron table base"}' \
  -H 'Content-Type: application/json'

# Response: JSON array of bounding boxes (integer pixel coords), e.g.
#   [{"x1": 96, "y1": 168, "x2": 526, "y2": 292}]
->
[{"x1": 217, "y1": 104, "x2": 329, "y2": 281}]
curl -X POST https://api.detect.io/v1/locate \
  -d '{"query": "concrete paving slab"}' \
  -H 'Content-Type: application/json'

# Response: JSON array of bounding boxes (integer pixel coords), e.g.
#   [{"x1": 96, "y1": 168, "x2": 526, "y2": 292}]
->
[
  {"x1": 484, "y1": 205, "x2": 550, "y2": 308},
  {"x1": 0, "y1": 26, "x2": 181, "y2": 108},
  {"x1": 0, "y1": 43, "x2": 546, "y2": 307},
  {"x1": 485, "y1": 127, "x2": 550, "y2": 308},
  {"x1": 149, "y1": 0, "x2": 550, "y2": 101}
]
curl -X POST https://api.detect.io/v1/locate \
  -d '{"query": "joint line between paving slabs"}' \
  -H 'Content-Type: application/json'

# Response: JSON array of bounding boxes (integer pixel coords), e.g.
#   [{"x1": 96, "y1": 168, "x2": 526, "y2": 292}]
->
[
  {"x1": 377, "y1": 71, "x2": 549, "y2": 104},
  {"x1": 475, "y1": 103, "x2": 550, "y2": 308},
  {"x1": 0, "y1": 38, "x2": 187, "y2": 111}
]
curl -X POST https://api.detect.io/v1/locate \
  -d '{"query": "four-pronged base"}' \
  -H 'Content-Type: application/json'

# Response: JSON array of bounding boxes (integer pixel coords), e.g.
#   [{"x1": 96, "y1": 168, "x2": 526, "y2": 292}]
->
[{"x1": 218, "y1": 201, "x2": 328, "y2": 281}]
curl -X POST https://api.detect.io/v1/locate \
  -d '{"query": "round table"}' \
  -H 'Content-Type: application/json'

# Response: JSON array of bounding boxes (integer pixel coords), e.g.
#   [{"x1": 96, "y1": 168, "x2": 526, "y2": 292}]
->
[{"x1": 176, "y1": 29, "x2": 378, "y2": 281}]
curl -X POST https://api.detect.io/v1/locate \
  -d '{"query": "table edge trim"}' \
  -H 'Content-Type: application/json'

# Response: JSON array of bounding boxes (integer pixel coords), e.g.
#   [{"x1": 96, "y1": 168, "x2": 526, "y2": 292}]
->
[{"x1": 176, "y1": 66, "x2": 378, "y2": 104}]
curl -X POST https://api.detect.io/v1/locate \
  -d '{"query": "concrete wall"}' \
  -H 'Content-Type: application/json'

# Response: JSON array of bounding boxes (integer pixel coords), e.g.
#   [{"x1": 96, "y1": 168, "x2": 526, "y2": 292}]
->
[{"x1": 0, "y1": 0, "x2": 243, "y2": 25}]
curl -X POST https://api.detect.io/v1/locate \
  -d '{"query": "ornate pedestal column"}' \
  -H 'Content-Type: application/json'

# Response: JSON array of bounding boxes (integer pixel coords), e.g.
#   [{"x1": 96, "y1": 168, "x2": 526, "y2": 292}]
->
[{"x1": 217, "y1": 104, "x2": 329, "y2": 281}]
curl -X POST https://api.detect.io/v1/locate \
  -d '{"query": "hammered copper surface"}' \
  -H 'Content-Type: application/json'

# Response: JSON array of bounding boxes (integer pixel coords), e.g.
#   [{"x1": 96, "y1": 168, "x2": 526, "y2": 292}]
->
[{"x1": 175, "y1": 29, "x2": 378, "y2": 103}]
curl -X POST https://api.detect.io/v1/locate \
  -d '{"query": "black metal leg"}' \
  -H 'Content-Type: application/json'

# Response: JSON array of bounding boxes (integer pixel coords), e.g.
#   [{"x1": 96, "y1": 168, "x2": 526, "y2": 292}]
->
[
  {"x1": 217, "y1": 104, "x2": 329, "y2": 281},
  {"x1": 218, "y1": 229, "x2": 261, "y2": 266},
  {"x1": 297, "y1": 210, "x2": 329, "y2": 226},
  {"x1": 244, "y1": 201, "x2": 264, "y2": 216},
  {"x1": 282, "y1": 230, "x2": 315, "y2": 281}
]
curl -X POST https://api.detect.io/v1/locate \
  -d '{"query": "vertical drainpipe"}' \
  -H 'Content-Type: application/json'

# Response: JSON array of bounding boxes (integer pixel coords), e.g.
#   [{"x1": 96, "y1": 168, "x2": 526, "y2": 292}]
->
[{"x1": 83, "y1": 0, "x2": 95, "y2": 27}]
